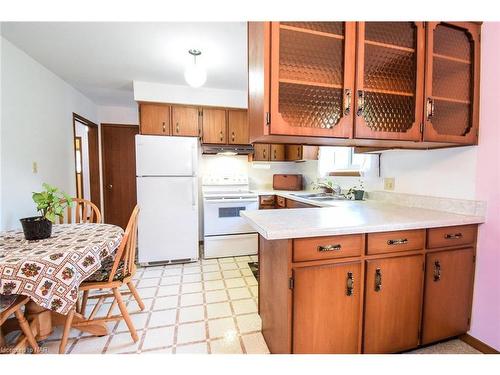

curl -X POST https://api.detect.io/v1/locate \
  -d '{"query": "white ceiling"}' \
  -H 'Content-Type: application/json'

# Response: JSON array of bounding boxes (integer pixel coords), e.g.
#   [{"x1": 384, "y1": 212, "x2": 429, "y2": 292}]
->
[{"x1": 1, "y1": 22, "x2": 248, "y2": 107}]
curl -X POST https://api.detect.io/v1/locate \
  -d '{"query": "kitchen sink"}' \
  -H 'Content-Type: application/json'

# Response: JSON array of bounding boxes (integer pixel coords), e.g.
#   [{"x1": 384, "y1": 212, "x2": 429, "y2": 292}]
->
[{"x1": 291, "y1": 193, "x2": 348, "y2": 201}]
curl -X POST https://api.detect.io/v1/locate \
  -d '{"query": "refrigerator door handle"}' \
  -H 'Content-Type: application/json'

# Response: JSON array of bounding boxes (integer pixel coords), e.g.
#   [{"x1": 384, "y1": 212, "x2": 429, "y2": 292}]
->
[
  {"x1": 192, "y1": 178, "x2": 196, "y2": 207},
  {"x1": 191, "y1": 143, "x2": 196, "y2": 176}
]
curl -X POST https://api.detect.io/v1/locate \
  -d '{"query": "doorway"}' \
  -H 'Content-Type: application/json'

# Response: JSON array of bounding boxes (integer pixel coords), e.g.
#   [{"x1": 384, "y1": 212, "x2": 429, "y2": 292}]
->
[
  {"x1": 72, "y1": 113, "x2": 101, "y2": 210},
  {"x1": 101, "y1": 124, "x2": 139, "y2": 229}
]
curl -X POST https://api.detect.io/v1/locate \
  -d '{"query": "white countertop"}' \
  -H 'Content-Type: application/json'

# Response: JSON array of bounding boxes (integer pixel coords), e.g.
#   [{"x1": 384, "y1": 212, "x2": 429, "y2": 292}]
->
[{"x1": 242, "y1": 192, "x2": 485, "y2": 240}]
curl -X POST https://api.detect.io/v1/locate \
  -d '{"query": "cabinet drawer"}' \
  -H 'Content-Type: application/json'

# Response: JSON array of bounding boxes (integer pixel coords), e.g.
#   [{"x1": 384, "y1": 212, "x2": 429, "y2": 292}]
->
[
  {"x1": 259, "y1": 195, "x2": 276, "y2": 209},
  {"x1": 276, "y1": 196, "x2": 286, "y2": 208},
  {"x1": 427, "y1": 225, "x2": 477, "y2": 249},
  {"x1": 367, "y1": 230, "x2": 425, "y2": 255},
  {"x1": 293, "y1": 234, "x2": 363, "y2": 262}
]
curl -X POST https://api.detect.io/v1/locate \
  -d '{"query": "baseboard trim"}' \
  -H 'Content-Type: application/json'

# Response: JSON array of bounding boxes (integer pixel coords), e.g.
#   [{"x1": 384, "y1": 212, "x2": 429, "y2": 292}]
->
[{"x1": 460, "y1": 334, "x2": 499, "y2": 354}]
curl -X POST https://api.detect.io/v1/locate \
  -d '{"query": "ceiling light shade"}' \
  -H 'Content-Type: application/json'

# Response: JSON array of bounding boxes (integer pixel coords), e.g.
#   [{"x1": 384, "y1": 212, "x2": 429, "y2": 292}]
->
[{"x1": 184, "y1": 49, "x2": 207, "y2": 88}]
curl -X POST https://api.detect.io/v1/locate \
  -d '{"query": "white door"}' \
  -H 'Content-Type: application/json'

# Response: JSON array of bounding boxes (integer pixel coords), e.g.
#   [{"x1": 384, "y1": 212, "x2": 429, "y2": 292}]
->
[
  {"x1": 136, "y1": 135, "x2": 198, "y2": 176},
  {"x1": 137, "y1": 176, "x2": 199, "y2": 263}
]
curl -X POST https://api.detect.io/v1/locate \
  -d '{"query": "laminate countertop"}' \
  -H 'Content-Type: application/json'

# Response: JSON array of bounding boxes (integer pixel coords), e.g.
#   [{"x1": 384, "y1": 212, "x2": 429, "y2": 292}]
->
[{"x1": 241, "y1": 196, "x2": 485, "y2": 240}]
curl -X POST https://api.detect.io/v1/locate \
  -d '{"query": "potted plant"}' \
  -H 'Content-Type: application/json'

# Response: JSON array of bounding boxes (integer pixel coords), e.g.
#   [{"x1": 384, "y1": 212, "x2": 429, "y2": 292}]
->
[
  {"x1": 345, "y1": 179, "x2": 365, "y2": 201},
  {"x1": 20, "y1": 183, "x2": 73, "y2": 240}
]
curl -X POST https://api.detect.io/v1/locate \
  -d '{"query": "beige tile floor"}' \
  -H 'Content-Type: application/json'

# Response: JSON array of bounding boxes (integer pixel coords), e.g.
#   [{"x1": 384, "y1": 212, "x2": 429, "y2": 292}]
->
[
  {"x1": 39, "y1": 255, "x2": 268, "y2": 354},
  {"x1": 34, "y1": 255, "x2": 480, "y2": 355}
]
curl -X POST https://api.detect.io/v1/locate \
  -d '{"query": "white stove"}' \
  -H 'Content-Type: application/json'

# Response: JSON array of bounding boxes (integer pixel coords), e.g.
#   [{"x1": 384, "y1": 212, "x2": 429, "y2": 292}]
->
[{"x1": 202, "y1": 175, "x2": 259, "y2": 259}]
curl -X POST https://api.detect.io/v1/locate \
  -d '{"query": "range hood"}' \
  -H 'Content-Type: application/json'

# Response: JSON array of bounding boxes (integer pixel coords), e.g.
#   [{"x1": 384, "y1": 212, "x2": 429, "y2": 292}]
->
[{"x1": 202, "y1": 144, "x2": 254, "y2": 155}]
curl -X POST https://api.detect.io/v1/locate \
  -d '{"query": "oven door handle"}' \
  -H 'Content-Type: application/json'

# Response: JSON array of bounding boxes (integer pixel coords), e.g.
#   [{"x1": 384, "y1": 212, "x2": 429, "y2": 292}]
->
[{"x1": 204, "y1": 198, "x2": 259, "y2": 204}]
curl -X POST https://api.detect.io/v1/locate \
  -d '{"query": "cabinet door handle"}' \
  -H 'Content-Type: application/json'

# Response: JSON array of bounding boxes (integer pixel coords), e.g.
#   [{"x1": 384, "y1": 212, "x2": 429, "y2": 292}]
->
[
  {"x1": 426, "y1": 97, "x2": 435, "y2": 120},
  {"x1": 346, "y1": 271, "x2": 354, "y2": 296},
  {"x1": 317, "y1": 244, "x2": 341, "y2": 252},
  {"x1": 263, "y1": 148, "x2": 266, "y2": 159},
  {"x1": 387, "y1": 238, "x2": 408, "y2": 246},
  {"x1": 444, "y1": 233, "x2": 463, "y2": 240},
  {"x1": 374, "y1": 268, "x2": 382, "y2": 292},
  {"x1": 356, "y1": 90, "x2": 365, "y2": 117},
  {"x1": 231, "y1": 132, "x2": 235, "y2": 142},
  {"x1": 220, "y1": 131, "x2": 224, "y2": 141},
  {"x1": 162, "y1": 122, "x2": 166, "y2": 132},
  {"x1": 433, "y1": 260, "x2": 441, "y2": 282},
  {"x1": 176, "y1": 122, "x2": 179, "y2": 133},
  {"x1": 297, "y1": 147, "x2": 301, "y2": 158},
  {"x1": 344, "y1": 89, "x2": 352, "y2": 116},
  {"x1": 273, "y1": 149, "x2": 277, "y2": 160}
]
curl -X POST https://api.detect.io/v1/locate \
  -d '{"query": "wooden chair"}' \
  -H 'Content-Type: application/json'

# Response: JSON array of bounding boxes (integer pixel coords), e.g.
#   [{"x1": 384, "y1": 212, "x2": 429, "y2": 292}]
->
[
  {"x1": 59, "y1": 206, "x2": 142, "y2": 354},
  {"x1": 0, "y1": 295, "x2": 40, "y2": 354},
  {"x1": 59, "y1": 198, "x2": 101, "y2": 224}
]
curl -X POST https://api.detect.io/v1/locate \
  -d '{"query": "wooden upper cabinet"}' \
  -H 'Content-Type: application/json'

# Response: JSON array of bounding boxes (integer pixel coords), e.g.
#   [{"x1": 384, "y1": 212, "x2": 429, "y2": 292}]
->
[
  {"x1": 270, "y1": 144, "x2": 285, "y2": 161},
  {"x1": 293, "y1": 262, "x2": 361, "y2": 354},
  {"x1": 171, "y1": 105, "x2": 200, "y2": 137},
  {"x1": 202, "y1": 108, "x2": 227, "y2": 144},
  {"x1": 354, "y1": 22, "x2": 425, "y2": 141},
  {"x1": 228, "y1": 110, "x2": 249, "y2": 144},
  {"x1": 423, "y1": 22, "x2": 481, "y2": 145},
  {"x1": 270, "y1": 22, "x2": 356, "y2": 138},
  {"x1": 140, "y1": 103, "x2": 170, "y2": 135},
  {"x1": 253, "y1": 143, "x2": 270, "y2": 161},
  {"x1": 363, "y1": 255, "x2": 424, "y2": 353},
  {"x1": 422, "y1": 248, "x2": 475, "y2": 345}
]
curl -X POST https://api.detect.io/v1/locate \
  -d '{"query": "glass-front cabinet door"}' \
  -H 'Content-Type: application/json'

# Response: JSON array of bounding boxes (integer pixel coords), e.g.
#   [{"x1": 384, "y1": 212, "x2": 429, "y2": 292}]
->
[
  {"x1": 270, "y1": 22, "x2": 356, "y2": 138},
  {"x1": 423, "y1": 22, "x2": 480, "y2": 144},
  {"x1": 354, "y1": 22, "x2": 425, "y2": 141}
]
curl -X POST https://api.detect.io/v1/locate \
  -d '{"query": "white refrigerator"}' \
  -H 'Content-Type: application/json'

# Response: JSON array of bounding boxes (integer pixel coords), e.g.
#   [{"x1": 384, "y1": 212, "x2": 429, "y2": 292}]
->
[{"x1": 136, "y1": 135, "x2": 199, "y2": 264}]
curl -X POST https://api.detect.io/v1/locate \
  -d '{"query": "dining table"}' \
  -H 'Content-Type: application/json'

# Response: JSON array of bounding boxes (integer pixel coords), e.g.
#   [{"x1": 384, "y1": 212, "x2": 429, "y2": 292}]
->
[{"x1": 0, "y1": 223, "x2": 124, "y2": 345}]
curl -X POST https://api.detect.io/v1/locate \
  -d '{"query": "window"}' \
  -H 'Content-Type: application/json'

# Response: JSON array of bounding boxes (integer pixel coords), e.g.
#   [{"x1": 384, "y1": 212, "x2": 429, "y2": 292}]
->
[{"x1": 318, "y1": 147, "x2": 379, "y2": 177}]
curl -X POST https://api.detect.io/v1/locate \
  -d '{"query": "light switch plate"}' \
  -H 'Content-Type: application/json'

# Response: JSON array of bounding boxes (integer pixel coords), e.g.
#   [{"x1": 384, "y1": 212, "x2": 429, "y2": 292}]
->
[
  {"x1": 384, "y1": 177, "x2": 395, "y2": 191},
  {"x1": 32, "y1": 161, "x2": 38, "y2": 174}
]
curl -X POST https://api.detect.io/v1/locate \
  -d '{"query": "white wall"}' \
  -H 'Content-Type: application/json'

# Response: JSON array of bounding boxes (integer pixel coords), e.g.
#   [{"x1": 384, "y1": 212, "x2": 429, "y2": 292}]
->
[
  {"x1": 379, "y1": 147, "x2": 477, "y2": 199},
  {"x1": 134, "y1": 81, "x2": 247, "y2": 109},
  {"x1": 97, "y1": 105, "x2": 139, "y2": 125},
  {"x1": 0, "y1": 37, "x2": 98, "y2": 230}
]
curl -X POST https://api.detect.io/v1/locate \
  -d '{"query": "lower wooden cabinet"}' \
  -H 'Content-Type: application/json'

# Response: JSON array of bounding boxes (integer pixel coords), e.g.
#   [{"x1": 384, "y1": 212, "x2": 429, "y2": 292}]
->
[
  {"x1": 293, "y1": 262, "x2": 361, "y2": 354},
  {"x1": 258, "y1": 224, "x2": 478, "y2": 354},
  {"x1": 363, "y1": 255, "x2": 424, "y2": 353},
  {"x1": 421, "y1": 247, "x2": 475, "y2": 345},
  {"x1": 285, "y1": 198, "x2": 315, "y2": 209}
]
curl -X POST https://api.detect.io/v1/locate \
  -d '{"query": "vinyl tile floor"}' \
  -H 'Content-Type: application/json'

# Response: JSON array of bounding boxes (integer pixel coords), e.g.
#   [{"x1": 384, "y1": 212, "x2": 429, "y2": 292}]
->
[
  {"x1": 39, "y1": 255, "x2": 267, "y2": 354},
  {"x1": 35, "y1": 255, "x2": 480, "y2": 355}
]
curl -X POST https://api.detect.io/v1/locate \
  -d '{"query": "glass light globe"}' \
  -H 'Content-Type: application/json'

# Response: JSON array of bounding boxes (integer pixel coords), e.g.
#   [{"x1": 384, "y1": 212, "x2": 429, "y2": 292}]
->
[{"x1": 184, "y1": 62, "x2": 207, "y2": 88}]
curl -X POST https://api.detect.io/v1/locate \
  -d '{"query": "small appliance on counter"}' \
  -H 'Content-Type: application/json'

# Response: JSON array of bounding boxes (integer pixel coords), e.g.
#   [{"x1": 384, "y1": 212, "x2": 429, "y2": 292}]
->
[{"x1": 272, "y1": 174, "x2": 303, "y2": 191}]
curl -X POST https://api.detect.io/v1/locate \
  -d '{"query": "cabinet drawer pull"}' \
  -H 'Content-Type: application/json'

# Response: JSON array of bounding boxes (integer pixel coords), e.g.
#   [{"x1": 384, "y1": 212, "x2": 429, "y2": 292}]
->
[
  {"x1": 317, "y1": 244, "x2": 341, "y2": 252},
  {"x1": 433, "y1": 260, "x2": 441, "y2": 282},
  {"x1": 374, "y1": 268, "x2": 382, "y2": 292},
  {"x1": 387, "y1": 238, "x2": 408, "y2": 246},
  {"x1": 444, "y1": 233, "x2": 463, "y2": 240},
  {"x1": 219, "y1": 131, "x2": 224, "y2": 141},
  {"x1": 273, "y1": 149, "x2": 277, "y2": 159},
  {"x1": 344, "y1": 89, "x2": 352, "y2": 116},
  {"x1": 231, "y1": 132, "x2": 235, "y2": 141},
  {"x1": 426, "y1": 97, "x2": 435, "y2": 120},
  {"x1": 346, "y1": 271, "x2": 354, "y2": 296},
  {"x1": 356, "y1": 90, "x2": 365, "y2": 117},
  {"x1": 162, "y1": 122, "x2": 166, "y2": 132}
]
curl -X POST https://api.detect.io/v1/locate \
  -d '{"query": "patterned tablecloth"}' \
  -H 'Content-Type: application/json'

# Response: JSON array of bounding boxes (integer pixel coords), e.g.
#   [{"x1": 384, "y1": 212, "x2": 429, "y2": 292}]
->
[{"x1": 0, "y1": 224, "x2": 124, "y2": 315}]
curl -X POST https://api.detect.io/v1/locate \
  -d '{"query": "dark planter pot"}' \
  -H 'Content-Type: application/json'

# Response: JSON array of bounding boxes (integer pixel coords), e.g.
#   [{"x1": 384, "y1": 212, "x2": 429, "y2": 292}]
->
[
  {"x1": 20, "y1": 216, "x2": 52, "y2": 240},
  {"x1": 353, "y1": 190, "x2": 365, "y2": 200}
]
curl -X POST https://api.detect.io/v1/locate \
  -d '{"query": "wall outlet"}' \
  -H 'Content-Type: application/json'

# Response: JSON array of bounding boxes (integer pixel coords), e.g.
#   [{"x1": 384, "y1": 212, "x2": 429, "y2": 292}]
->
[{"x1": 384, "y1": 177, "x2": 395, "y2": 191}]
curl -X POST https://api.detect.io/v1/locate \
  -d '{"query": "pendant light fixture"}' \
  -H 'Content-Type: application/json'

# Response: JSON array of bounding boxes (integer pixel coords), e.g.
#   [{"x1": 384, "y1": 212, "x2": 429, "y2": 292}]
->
[{"x1": 184, "y1": 49, "x2": 207, "y2": 88}]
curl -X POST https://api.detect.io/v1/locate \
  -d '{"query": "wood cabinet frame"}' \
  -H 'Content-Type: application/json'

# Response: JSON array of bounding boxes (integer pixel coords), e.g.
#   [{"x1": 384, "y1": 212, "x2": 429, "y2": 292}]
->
[
  {"x1": 423, "y1": 22, "x2": 481, "y2": 144},
  {"x1": 269, "y1": 22, "x2": 356, "y2": 138},
  {"x1": 258, "y1": 224, "x2": 478, "y2": 354},
  {"x1": 354, "y1": 22, "x2": 425, "y2": 141}
]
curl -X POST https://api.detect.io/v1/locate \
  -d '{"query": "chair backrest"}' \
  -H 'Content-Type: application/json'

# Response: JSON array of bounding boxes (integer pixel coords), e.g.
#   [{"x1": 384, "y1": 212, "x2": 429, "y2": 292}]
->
[
  {"x1": 107, "y1": 205, "x2": 140, "y2": 282},
  {"x1": 59, "y1": 198, "x2": 102, "y2": 224}
]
